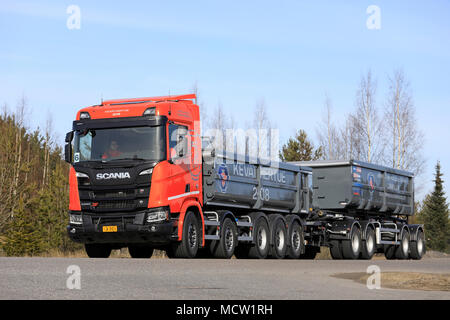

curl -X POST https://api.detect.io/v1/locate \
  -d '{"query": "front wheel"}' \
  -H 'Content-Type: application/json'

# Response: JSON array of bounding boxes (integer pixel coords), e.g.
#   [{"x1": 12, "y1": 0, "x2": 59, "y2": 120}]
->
[
  {"x1": 85, "y1": 244, "x2": 111, "y2": 258},
  {"x1": 171, "y1": 211, "x2": 200, "y2": 258},
  {"x1": 128, "y1": 245, "x2": 154, "y2": 258}
]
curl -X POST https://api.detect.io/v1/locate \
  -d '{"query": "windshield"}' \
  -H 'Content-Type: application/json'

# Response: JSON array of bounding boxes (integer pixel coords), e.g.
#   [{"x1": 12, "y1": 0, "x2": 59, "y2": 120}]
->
[{"x1": 73, "y1": 126, "x2": 166, "y2": 162}]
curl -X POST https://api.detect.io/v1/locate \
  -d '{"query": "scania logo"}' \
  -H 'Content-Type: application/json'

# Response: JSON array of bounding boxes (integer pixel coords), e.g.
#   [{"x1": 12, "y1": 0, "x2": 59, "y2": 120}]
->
[{"x1": 96, "y1": 172, "x2": 131, "y2": 180}]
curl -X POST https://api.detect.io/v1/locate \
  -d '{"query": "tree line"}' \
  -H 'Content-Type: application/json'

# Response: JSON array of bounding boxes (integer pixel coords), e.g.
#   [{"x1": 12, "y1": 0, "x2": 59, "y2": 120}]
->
[
  {"x1": 0, "y1": 98, "x2": 81, "y2": 256},
  {"x1": 0, "y1": 70, "x2": 447, "y2": 256}
]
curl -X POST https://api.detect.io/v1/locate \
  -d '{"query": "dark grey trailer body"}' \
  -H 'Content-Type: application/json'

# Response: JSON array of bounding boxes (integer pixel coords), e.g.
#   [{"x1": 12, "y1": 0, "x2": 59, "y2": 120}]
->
[
  {"x1": 202, "y1": 151, "x2": 312, "y2": 214},
  {"x1": 290, "y1": 160, "x2": 414, "y2": 216}
]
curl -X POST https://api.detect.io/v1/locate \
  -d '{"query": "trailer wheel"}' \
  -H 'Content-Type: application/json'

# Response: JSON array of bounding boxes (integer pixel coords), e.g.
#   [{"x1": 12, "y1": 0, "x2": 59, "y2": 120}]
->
[
  {"x1": 248, "y1": 217, "x2": 270, "y2": 259},
  {"x1": 330, "y1": 240, "x2": 343, "y2": 259},
  {"x1": 211, "y1": 218, "x2": 238, "y2": 259},
  {"x1": 287, "y1": 221, "x2": 304, "y2": 259},
  {"x1": 384, "y1": 245, "x2": 396, "y2": 260},
  {"x1": 270, "y1": 217, "x2": 287, "y2": 259},
  {"x1": 342, "y1": 226, "x2": 361, "y2": 259},
  {"x1": 171, "y1": 211, "x2": 199, "y2": 258},
  {"x1": 128, "y1": 245, "x2": 154, "y2": 259},
  {"x1": 360, "y1": 227, "x2": 376, "y2": 260},
  {"x1": 395, "y1": 229, "x2": 410, "y2": 259},
  {"x1": 85, "y1": 244, "x2": 112, "y2": 258},
  {"x1": 410, "y1": 230, "x2": 425, "y2": 260},
  {"x1": 299, "y1": 246, "x2": 317, "y2": 259}
]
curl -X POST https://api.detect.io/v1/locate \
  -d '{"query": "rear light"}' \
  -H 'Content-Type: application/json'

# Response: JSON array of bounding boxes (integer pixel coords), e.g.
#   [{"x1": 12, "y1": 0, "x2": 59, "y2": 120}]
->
[
  {"x1": 143, "y1": 107, "x2": 156, "y2": 116},
  {"x1": 79, "y1": 112, "x2": 91, "y2": 119}
]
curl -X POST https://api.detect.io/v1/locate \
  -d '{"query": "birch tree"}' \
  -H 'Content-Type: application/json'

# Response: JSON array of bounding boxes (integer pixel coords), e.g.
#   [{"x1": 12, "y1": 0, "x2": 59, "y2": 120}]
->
[
  {"x1": 384, "y1": 69, "x2": 424, "y2": 175},
  {"x1": 350, "y1": 70, "x2": 384, "y2": 163}
]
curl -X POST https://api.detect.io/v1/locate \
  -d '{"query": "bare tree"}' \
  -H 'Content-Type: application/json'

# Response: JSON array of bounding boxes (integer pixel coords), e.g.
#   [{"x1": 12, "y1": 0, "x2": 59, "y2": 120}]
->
[
  {"x1": 249, "y1": 98, "x2": 276, "y2": 160},
  {"x1": 317, "y1": 94, "x2": 340, "y2": 160},
  {"x1": 349, "y1": 70, "x2": 384, "y2": 163},
  {"x1": 384, "y1": 69, "x2": 424, "y2": 175},
  {"x1": 204, "y1": 101, "x2": 234, "y2": 152}
]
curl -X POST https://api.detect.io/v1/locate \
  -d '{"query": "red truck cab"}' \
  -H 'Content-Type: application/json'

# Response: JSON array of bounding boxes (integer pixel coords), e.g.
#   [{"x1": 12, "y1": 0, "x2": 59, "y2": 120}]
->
[{"x1": 65, "y1": 94, "x2": 205, "y2": 258}]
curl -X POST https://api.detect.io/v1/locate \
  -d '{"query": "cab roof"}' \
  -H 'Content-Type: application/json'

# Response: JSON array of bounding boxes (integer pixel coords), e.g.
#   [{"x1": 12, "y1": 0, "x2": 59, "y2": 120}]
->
[{"x1": 76, "y1": 94, "x2": 196, "y2": 120}]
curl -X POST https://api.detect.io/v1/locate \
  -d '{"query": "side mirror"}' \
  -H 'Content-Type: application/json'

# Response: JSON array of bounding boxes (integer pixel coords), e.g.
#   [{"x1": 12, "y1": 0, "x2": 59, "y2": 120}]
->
[
  {"x1": 65, "y1": 131, "x2": 73, "y2": 143},
  {"x1": 64, "y1": 131, "x2": 73, "y2": 163}
]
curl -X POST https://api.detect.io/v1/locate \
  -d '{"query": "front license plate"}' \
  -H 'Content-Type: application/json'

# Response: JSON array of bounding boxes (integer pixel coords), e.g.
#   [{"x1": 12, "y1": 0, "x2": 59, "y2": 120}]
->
[{"x1": 102, "y1": 225, "x2": 118, "y2": 232}]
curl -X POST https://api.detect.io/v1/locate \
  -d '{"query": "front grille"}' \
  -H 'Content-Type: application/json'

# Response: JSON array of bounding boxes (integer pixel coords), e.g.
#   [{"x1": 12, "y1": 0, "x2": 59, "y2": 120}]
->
[
  {"x1": 97, "y1": 200, "x2": 136, "y2": 210},
  {"x1": 79, "y1": 185, "x2": 150, "y2": 212}
]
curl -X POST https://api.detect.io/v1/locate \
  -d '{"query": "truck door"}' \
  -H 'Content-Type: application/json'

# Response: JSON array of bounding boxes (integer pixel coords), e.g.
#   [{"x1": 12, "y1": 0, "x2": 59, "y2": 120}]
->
[{"x1": 168, "y1": 123, "x2": 194, "y2": 211}]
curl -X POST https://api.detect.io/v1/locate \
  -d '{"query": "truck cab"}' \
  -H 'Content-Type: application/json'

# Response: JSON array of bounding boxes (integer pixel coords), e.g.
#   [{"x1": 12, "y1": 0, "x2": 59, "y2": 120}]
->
[{"x1": 65, "y1": 94, "x2": 204, "y2": 258}]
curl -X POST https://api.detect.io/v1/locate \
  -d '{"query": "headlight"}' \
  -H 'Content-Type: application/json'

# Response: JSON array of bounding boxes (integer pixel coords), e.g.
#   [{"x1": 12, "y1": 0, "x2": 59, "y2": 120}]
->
[
  {"x1": 76, "y1": 172, "x2": 89, "y2": 178},
  {"x1": 146, "y1": 208, "x2": 169, "y2": 223},
  {"x1": 76, "y1": 172, "x2": 90, "y2": 186},
  {"x1": 139, "y1": 168, "x2": 153, "y2": 175},
  {"x1": 69, "y1": 214, "x2": 83, "y2": 225}
]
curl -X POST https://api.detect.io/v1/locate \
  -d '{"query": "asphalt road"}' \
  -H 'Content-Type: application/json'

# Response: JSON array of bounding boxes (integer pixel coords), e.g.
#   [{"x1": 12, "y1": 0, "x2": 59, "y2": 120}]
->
[{"x1": 0, "y1": 257, "x2": 449, "y2": 300}]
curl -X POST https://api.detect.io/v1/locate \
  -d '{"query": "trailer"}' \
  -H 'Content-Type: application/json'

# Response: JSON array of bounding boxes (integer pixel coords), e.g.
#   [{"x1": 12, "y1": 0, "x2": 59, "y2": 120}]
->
[
  {"x1": 290, "y1": 160, "x2": 424, "y2": 260},
  {"x1": 64, "y1": 94, "x2": 425, "y2": 260}
]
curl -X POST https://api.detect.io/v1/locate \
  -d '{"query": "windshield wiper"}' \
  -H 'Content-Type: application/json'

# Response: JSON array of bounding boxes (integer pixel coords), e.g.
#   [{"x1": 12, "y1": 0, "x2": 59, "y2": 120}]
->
[{"x1": 101, "y1": 157, "x2": 148, "y2": 163}]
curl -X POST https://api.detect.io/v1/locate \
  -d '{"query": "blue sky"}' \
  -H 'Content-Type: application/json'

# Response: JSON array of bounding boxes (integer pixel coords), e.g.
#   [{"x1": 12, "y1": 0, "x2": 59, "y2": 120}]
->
[{"x1": 1, "y1": 0, "x2": 449, "y2": 200}]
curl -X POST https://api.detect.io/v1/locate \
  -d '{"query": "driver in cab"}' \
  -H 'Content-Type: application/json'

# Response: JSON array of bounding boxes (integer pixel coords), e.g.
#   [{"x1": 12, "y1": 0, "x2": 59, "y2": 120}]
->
[{"x1": 102, "y1": 140, "x2": 122, "y2": 159}]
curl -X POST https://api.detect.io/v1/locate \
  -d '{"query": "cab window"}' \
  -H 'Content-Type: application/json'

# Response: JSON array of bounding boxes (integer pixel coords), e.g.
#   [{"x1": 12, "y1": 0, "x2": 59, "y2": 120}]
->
[{"x1": 169, "y1": 124, "x2": 188, "y2": 159}]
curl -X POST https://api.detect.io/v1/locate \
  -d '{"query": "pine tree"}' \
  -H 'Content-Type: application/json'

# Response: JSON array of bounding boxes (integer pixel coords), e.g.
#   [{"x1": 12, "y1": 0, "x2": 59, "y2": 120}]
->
[
  {"x1": 280, "y1": 130, "x2": 323, "y2": 162},
  {"x1": 418, "y1": 162, "x2": 450, "y2": 252},
  {"x1": 2, "y1": 197, "x2": 45, "y2": 256}
]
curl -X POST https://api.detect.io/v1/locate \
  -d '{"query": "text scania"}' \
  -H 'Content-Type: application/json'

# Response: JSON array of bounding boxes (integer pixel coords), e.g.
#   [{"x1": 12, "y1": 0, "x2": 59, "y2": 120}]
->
[
  {"x1": 221, "y1": 304, "x2": 272, "y2": 315},
  {"x1": 96, "y1": 172, "x2": 131, "y2": 180}
]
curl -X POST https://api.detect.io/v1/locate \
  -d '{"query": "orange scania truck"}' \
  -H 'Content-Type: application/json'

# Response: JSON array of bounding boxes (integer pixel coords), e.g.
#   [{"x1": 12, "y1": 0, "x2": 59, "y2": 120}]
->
[{"x1": 65, "y1": 94, "x2": 425, "y2": 260}]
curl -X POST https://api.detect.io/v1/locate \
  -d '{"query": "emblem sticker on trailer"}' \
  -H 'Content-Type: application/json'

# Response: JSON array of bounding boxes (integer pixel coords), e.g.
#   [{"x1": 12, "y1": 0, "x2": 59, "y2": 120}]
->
[
  {"x1": 217, "y1": 163, "x2": 229, "y2": 193},
  {"x1": 368, "y1": 173, "x2": 375, "y2": 193}
]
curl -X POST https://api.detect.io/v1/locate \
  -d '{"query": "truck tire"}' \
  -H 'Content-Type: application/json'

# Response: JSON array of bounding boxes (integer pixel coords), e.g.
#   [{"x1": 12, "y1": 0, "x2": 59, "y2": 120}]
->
[
  {"x1": 395, "y1": 229, "x2": 410, "y2": 259},
  {"x1": 128, "y1": 245, "x2": 154, "y2": 258},
  {"x1": 384, "y1": 245, "x2": 396, "y2": 260},
  {"x1": 360, "y1": 227, "x2": 376, "y2": 260},
  {"x1": 234, "y1": 245, "x2": 251, "y2": 259},
  {"x1": 270, "y1": 216, "x2": 287, "y2": 259},
  {"x1": 286, "y1": 221, "x2": 304, "y2": 259},
  {"x1": 171, "y1": 211, "x2": 200, "y2": 258},
  {"x1": 330, "y1": 240, "x2": 343, "y2": 259},
  {"x1": 248, "y1": 216, "x2": 270, "y2": 259},
  {"x1": 342, "y1": 226, "x2": 361, "y2": 259},
  {"x1": 85, "y1": 244, "x2": 112, "y2": 258},
  {"x1": 410, "y1": 230, "x2": 425, "y2": 260},
  {"x1": 211, "y1": 218, "x2": 238, "y2": 259},
  {"x1": 299, "y1": 246, "x2": 317, "y2": 259}
]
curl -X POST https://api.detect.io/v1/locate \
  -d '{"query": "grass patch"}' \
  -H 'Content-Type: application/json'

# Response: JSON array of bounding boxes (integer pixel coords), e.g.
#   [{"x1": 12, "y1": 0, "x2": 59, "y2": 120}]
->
[{"x1": 333, "y1": 272, "x2": 450, "y2": 292}]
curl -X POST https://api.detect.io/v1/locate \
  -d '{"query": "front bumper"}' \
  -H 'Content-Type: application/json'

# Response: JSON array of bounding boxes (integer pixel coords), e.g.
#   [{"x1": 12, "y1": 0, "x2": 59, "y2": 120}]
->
[{"x1": 67, "y1": 212, "x2": 177, "y2": 245}]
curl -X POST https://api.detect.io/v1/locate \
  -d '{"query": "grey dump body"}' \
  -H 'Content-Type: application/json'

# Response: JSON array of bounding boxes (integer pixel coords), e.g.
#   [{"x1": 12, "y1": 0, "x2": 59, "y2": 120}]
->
[
  {"x1": 202, "y1": 151, "x2": 312, "y2": 214},
  {"x1": 290, "y1": 160, "x2": 414, "y2": 216}
]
